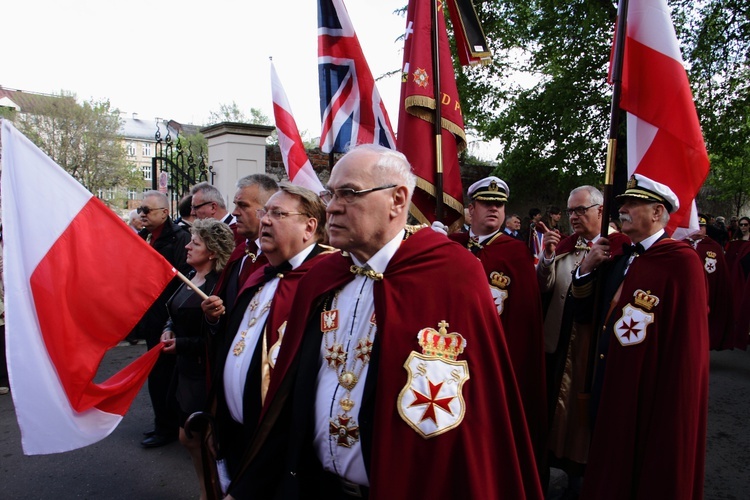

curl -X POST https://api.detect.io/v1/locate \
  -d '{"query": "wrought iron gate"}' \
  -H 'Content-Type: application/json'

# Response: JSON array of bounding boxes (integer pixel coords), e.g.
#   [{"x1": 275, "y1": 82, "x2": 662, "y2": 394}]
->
[{"x1": 151, "y1": 121, "x2": 212, "y2": 216}]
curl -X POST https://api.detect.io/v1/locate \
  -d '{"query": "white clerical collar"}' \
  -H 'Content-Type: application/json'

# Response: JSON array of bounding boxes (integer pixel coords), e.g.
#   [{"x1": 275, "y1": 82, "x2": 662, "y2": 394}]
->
[
  {"x1": 288, "y1": 243, "x2": 316, "y2": 270},
  {"x1": 638, "y1": 228, "x2": 665, "y2": 252},
  {"x1": 254, "y1": 238, "x2": 263, "y2": 257},
  {"x1": 351, "y1": 229, "x2": 405, "y2": 274}
]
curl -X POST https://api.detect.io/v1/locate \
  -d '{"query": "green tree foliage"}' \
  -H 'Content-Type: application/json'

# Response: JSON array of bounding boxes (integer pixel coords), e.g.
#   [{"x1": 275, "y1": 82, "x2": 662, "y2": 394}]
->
[
  {"x1": 457, "y1": 0, "x2": 617, "y2": 205},
  {"x1": 458, "y1": 0, "x2": 749, "y2": 213},
  {"x1": 207, "y1": 101, "x2": 271, "y2": 125},
  {"x1": 675, "y1": 0, "x2": 750, "y2": 216},
  {"x1": 15, "y1": 92, "x2": 139, "y2": 203}
]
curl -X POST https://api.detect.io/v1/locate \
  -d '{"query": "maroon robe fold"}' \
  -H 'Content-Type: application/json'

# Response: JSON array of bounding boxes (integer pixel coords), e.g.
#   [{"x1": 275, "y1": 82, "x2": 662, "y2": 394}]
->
[
  {"x1": 582, "y1": 239, "x2": 708, "y2": 500},
  {"x1": 264, "y1": 228, "x2": 542, "y2": 499},
  {"x1": 449, "y1": 230, "x2": 547, "y2": 467}
]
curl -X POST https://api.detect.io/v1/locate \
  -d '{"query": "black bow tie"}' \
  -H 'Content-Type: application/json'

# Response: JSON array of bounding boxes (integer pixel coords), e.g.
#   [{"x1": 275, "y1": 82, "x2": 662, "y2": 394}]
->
[
  {"x1": 263, "y1": 261, "x2": 292, "y2": 282},
  {"x1": 623, "y1": 242, "x2": 646, "y2": 257}
]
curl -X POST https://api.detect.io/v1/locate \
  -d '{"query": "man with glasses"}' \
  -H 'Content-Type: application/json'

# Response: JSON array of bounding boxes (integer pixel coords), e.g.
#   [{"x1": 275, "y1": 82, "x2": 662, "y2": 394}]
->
[
  {"x1": 206, "y1": 183, "x2": 330, "y2": 499},
  {"x1": 190, "y1": 182, "x2": 242, "y2": 244},
  {"x1": 134, "y1": 191, "x2": 192, "y2": 448},
  {"x1": 249, "y1": 146, "x2": 542, "y2": 499},
  {"x1": 203, "y1": 175, "x2": 279, "y2": 322},
  {"x1": 571, "y1": 174, "x2": 708, "y2": 499},
  {"x1": 448, "y1": 176, "x2": 547, "y2": 475},
  {"x1": 536, "y1": 185, "x2": 630, "y2": 496}
]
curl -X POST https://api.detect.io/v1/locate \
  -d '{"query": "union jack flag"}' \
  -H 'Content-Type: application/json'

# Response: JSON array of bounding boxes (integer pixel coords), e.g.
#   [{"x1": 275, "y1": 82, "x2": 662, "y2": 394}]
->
[{"x1": 318, "y1": 0, "x2": 396, "y2": 153}]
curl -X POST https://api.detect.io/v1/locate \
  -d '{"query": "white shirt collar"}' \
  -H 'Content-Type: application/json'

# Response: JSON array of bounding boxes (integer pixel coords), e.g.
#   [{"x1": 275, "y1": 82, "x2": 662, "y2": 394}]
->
[
  {"x1": 638, "y1": 228, "x2": 665, "y2": 252},
  {"x1": 351, "y1": 229, "x2": 405, "y2": 274},
  {"x1": 288, "y1": 243, "x2": 316, "y2": 270}
]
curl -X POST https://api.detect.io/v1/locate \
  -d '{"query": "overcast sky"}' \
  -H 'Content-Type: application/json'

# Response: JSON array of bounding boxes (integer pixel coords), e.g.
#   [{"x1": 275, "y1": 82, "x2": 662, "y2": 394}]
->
[
  {"x1": 4, "y1": 1, "x2": 404, "y2": 132},
  {"x1": 4, "y1": 0, "x2": 500, "y2": 159}
]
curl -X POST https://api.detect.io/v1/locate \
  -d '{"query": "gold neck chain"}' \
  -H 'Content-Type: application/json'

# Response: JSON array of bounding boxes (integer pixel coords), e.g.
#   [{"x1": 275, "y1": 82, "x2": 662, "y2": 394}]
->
[
  {"x1": 233, "y1": 286, "x2": 272, "y2": 356},
  {"x1": 321, "y1": 290, "x2": 376, "y2": 448}
]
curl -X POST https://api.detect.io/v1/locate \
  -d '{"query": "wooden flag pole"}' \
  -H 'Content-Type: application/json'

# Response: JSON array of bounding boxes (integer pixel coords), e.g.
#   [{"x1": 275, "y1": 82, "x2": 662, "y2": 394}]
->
[
  {"x1": 431, "y1": 0, "x2": 444, "y2": 223},
  {"x1": 601, "y1": 0, "x2": 630, "y2": 238},
  {"x1": 176, "y1": 271, "x2": 210, "y2": 301}
]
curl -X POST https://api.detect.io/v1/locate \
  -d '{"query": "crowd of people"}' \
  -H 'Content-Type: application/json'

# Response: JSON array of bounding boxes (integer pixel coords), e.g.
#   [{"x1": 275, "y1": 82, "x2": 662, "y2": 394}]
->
[{"x1": 116, "y1": 145, "x2": 748, "y2": 500}]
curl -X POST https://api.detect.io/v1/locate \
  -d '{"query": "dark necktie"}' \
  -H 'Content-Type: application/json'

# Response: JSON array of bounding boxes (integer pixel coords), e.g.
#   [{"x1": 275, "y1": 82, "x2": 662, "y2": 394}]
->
[
  {"x1": 622, "y1": 242, "x2": 646, "y2": 257},
  {"x1": 468, "y1": 236, "x2": 481, "y2": 255},
  {"x1": 263, "y1": 261, "x2": 292, "y2": 283}
]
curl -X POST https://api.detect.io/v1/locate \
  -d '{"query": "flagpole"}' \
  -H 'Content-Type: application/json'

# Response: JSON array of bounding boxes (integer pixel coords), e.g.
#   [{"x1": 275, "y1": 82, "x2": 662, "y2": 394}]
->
[
  {"x1": 601, "y1": 0, "x2": 630, "y2": 238},
  {"x1": 176, "y1": 271, "x2": 210, "y2": 300},
  {"x1": 431, "y1": 0, "x2": 445, "y2": 222}
]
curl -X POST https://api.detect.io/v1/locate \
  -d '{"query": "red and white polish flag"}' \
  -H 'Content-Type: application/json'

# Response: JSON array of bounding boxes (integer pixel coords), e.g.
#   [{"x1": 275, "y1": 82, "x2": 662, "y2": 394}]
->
[
  {"x1": 271, "y1": 61, "x2": 325, "y2": 194},
  {"x1": 1, "y1": 120, "x2": 177, "y2": 455},
  {"x1": 621, "y1": 0, "x2": 710, "y2": 235}
]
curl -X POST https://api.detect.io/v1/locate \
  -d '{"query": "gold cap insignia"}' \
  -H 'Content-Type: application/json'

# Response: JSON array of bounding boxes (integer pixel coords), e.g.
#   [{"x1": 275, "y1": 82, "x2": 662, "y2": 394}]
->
[
  {"x1": 489, "y1": 271, "x2": 511, "y2": 289},
  {"x1": 633, "y1": 289, "x2": 659, "y2": 311},
  {"x1": 417, "y1": 321, "x2": 466, "y2": 361}
]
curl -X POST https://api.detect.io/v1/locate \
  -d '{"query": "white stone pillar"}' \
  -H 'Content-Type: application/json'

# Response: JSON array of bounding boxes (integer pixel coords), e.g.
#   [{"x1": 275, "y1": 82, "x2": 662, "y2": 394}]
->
[{"x1": 201, "y1": 122, "x2": 275, "y2": 205}]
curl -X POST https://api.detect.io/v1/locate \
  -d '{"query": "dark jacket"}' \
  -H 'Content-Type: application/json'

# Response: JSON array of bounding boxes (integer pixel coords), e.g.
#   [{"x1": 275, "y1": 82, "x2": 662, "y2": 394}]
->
[{"x1": 134, "y1": 220, "x2": 192, "y2": 345}]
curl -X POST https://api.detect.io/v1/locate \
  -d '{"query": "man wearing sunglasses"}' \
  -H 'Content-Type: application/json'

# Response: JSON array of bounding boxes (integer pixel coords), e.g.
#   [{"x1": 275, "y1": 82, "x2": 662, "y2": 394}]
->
[
  {"x1": 246, "y1": 146, "x2": 542, "y2": 499},
  {"x1": 448, "y1": 175, "x2": 547, "y2": 477},
  {"x1": 190, "y1": 182, "x2": 243, "y2": 245},
  {"x1": 134, "y1": 190, "x2": 192, "y2": 448},
  {"x1": 536, "y1": 185, "x2": 630, "y2": 496}
]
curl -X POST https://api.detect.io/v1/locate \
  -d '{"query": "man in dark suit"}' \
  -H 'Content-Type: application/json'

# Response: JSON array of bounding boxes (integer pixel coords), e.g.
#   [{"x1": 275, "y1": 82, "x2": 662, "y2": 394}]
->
[{"x1": 134, "y1": 190, "x2": 192, "y2": 448}]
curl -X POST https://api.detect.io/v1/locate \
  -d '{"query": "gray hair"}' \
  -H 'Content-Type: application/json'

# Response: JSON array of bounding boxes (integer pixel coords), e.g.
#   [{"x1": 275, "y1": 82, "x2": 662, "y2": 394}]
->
[
  {"x1": 347, "y1": 144, "x2": 417, "y2": 203},
  {"x1": 190, "y1": 182, "x2": 226, "y2": 209},
  {"x1": 143, "y1": 190, "x2": 169, "y2": 208},
  {"x1": 569, "y1": 185, "x2": 603, "y2": 206},
  {"x1": 236, "y1": 174, "x2": 279, "y2": 198}
]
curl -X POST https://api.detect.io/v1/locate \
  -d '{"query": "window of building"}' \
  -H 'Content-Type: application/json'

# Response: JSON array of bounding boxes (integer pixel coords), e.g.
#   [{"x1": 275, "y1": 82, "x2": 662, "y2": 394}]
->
[
  {"x1": 142, "y1": 142, "x2": 153, "y2": 157},
  {"x1": 127, "y1": 189, "x2": 138, "y2": 200},
  {"x1": 142, "y1": 164, "x2": 152, "y2": 181},
  {"x1": 126, "y1": 142, "x2": 136, "y2": 157}
]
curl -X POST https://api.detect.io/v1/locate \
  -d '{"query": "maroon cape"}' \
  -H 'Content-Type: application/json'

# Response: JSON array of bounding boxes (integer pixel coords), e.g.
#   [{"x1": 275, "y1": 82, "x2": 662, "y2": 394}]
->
[
  {"x1": 264, "y1": 228, "x2": 542, "y2": 499},
  {"x1": 688, "y1": 237, "x2": 735, "y2": 350},
  {"x1": 582, "y1": 239, "x2": 709, "y2": 500},
  {"x1": 450, "y1": 231, "x2": 547, "y2": 467}
]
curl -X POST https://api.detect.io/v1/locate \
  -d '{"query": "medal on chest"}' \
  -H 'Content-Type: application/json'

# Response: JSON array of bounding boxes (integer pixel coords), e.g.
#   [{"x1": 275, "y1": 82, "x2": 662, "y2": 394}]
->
[
  {"x1": 233, "y1": 286, "x2": 272, "y2": 356},
  {"x1": 322, "y1": 292, "x2": 376, "y2": 448}
]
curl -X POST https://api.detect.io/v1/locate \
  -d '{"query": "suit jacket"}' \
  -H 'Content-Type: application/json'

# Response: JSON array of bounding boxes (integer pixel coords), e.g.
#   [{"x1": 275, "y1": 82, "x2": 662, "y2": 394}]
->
[{"x1": 134, "y1": 221, "x2": 192, "y2": 345}]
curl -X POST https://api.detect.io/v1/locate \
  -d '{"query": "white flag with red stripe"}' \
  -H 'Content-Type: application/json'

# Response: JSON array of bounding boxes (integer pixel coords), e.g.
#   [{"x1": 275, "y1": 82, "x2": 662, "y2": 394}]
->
[
  {"x1": 271, "y1": 62, "x2": 325, "y2": 194},
  {"x1": 1, "y1": 120, "x2": 176, "y2": 455},
  {"x1": 620, "y1": 0, "x2": 709, "y2": 234}
]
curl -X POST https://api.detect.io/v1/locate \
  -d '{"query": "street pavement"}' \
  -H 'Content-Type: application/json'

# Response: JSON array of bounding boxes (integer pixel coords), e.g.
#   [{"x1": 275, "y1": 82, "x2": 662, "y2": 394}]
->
[{"x1": 1, "y1": 342, "x2": 749, "y2": 499}]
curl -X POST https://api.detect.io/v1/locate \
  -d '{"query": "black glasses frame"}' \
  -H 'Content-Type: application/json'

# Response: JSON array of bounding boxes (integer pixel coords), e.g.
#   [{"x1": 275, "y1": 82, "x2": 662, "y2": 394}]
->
[
  {"x1": 320, "y1": 184, "x2": 398, "y2": 204},
  {"x1": 565, "y1": 204, "x2": 600, "y2": 217}
]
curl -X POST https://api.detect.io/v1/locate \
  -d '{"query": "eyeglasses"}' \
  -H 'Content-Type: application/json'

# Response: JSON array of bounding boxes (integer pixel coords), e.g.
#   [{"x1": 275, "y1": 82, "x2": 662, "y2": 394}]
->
[
  {"x1": 740, "y1": 223, "x2": 749, "y2": 227},
  {"x1": 565, "y1": 204, "x2": 600, "y2": 217},
  {"x1": 191, "y1": 201, "x2": 213, "y2": 211},
  {"x1": 256, "y1": 208, "x2": 308, "y2": 221},
  {"x1": 320, "y1": 184, "x2": 397, "y2": 204},
  {"x1": 136, "y1": 206, "x2": 165, "y2": 215}
]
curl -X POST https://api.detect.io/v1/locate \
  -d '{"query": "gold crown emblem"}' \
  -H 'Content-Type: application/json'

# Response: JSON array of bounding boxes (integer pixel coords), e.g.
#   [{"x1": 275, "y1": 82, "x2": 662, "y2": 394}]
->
[
  {"x1": 633, "y1": 289, "x2": 659, "y2": 311},
  {"x1": 489, "y1": 271, "x2": 511, "y2": 289},
  {"x1": 417, "y1": 321, "x2": 467, "y2": 361},
  {"x1": 706, "y1": 251, "x2": 717, "y2": 259},
  {"x1": 626, "y1": 175, "x2": 638, "y2": 189},
  {"x1": 488, "y1": 180, "x2": 499, "y2": 192}
]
